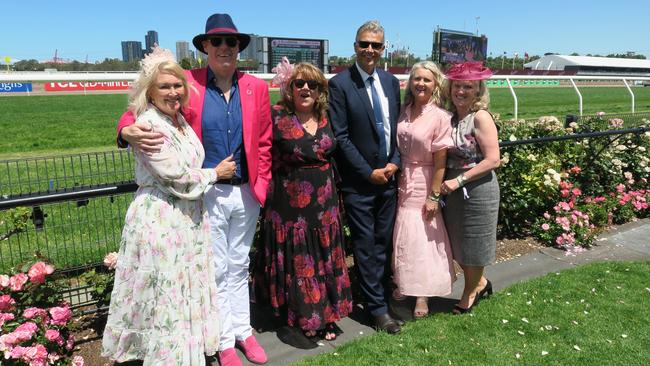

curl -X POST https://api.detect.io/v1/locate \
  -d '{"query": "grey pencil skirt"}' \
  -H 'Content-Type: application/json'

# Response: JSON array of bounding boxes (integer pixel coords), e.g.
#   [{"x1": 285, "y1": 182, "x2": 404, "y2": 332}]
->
[{"x1": 442, "y1": 169, "x2": 500, "y2": 267}]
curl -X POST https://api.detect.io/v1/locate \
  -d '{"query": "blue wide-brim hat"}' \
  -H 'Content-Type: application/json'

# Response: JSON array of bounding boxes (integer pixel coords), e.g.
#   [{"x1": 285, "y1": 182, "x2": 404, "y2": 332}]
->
[{"x1": 192, "y1": 13, "x2": 251, "y2": 54}]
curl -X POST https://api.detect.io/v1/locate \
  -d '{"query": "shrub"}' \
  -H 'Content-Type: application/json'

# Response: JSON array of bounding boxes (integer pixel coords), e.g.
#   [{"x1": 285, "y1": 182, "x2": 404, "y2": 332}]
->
[{"x1": 0, "y1": 260, "x2": 83, "y2": 365}]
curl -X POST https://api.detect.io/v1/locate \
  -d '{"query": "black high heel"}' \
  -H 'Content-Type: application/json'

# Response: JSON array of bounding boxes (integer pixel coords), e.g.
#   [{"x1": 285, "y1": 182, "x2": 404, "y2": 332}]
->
[
  {"x1": 478, "y1": 279, "x2": 493, "y2": 299},
  {"x1": 453, "y1": 280, "x2": 493, "y2": 315}
]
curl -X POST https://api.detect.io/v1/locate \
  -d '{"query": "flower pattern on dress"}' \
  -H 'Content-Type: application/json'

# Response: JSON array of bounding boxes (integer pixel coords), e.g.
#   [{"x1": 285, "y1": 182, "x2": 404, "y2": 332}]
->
[
  {"x1": 252, "y1": 105, "x2": 353, "y2": 332},
  {"x1": 102, "y1": 106, "x2": 219, "y2": 365}
]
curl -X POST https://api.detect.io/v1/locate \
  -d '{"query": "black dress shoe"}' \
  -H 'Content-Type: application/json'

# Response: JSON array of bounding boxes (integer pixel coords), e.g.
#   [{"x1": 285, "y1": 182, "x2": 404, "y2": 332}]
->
[
  {"x1": 390, "y1": 312, "x2": 405, "y2": 326},
  {"x1": 374, "y1": 313, "x2": 401, "y2": 334}
]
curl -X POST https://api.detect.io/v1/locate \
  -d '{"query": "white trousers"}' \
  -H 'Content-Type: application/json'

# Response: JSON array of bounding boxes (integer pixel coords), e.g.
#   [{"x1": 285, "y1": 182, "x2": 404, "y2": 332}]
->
[{"x1": 204, "y1": 183, "x2": 260, "y2": 351}]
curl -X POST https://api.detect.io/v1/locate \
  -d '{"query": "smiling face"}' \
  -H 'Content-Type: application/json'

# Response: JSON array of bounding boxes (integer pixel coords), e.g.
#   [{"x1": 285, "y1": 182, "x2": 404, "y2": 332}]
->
[
  {"x1": 354, "y1": 30, "x2": 384, "y2": 75},
  {"x1": 149, "y1": 72, "x2": 185, "y2": 118},
  {"x1": 203, "y1": 36, "x2": 240, "y2": 79},
  {"x1": 291, "y1": 73, "x2": 321, "y2": 114},
  {"x1": 409, "y1": 67, "x2": 436, "y2": 106},
  {"x1": 450, "y1": 80, "x2": 480, "y2": 110}
]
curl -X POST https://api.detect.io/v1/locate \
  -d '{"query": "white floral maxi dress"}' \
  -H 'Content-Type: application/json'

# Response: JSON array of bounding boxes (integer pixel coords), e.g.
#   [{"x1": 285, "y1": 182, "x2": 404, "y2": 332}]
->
[{"x1": 102, "y1": 106, "x2": 219, "y2": 366}]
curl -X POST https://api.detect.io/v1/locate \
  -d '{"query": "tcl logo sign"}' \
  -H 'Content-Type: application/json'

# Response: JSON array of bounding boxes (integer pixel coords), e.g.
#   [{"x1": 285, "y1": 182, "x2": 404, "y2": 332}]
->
[{"x1": 44, "y1": 81, "x2": 132, "y2": 91}]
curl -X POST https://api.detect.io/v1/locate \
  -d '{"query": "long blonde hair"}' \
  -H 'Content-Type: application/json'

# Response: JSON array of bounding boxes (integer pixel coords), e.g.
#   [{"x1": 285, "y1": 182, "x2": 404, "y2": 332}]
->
[
  {"x1": 403, "y1": 61, "x2": 445, "y2": 107},
  {"x1": 129, "y1": 60, "x2": 190, "y2": 117}
]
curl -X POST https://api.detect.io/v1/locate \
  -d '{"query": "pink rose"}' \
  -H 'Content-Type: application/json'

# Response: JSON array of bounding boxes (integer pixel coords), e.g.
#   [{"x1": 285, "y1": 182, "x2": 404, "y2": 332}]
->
[
  {"x1": 0, "y1": 333, "x2": 19, "y2": 349},
  {"x1": 27, "y1": 262, "x2": 55, "y2": 285},
  {"x1": 13, "y1": 322, "x2": 39, "y2": 342},
  {"x1": 103, "y1": 252, "x2": 118, "y2": 270},
  {"x1": 0, "y1": 294, "x2": 16, "y2": 312},
  {"x1": 23, "y1": 307, "x2": 48, "y2": 320},
  {"x1": 0, "y1": 274, "x2": 10, "y2": 288},
  {"x1": 23, "y1": 344, "x2": 48, "y2": 363},
  {"x1": 45, "y1": 329, "x2": 61, "y2": 342},
  {"x1": 72, "y1": 355, "x2": 85, "y2": 366},
  {"x1": 9, "y1": 273, "x2": 28, "y2": 292},
  {"x1": 49, "y1": 306, "x2": 72, "y2": 326},
  {"x1": 541, "y1": 223, "x2": 550, "y2": 231},
  {"x1": 48, "y1": 353, "x2": 61, "y2": 363},
  {"x1": 10, "y1": 345, "x2": 27, "y2": 358},
  {"x1": 65, "y1": 334, "x2": 75, "y2": 351}
]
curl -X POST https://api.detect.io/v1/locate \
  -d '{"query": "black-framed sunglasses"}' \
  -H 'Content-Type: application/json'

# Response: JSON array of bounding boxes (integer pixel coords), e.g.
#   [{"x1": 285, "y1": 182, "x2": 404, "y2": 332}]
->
[
  {"x1": 356, "y1": 41, "x2": 384, "y2": 50},
  {"x1": 209, "y1": 37, "x2": 238, "y2": 48},
  {"x1": 292, "y1": 79, "x2": 320, "y2": 90}
]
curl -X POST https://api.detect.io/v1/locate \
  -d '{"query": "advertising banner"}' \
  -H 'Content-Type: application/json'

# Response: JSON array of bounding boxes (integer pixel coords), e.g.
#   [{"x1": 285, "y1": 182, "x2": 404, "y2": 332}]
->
[
  {"x1": 44, "y1": 81, "x2": 132, "y2": 92},
  {"x1": 0, "y1": 82, "x2": 33, "y2": 93}
]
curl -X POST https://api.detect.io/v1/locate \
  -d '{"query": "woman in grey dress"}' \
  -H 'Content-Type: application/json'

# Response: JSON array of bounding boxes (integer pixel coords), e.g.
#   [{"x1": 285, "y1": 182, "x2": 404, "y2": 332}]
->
[{"x1": 440, "y1": 62, "x2": 501, "y2": 314}]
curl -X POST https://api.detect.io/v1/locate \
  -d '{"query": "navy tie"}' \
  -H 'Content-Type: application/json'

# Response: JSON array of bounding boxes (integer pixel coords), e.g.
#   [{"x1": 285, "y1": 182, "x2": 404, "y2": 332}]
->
[{"x1": 368, "y1": 76, "x2": 387, "y2": 165}]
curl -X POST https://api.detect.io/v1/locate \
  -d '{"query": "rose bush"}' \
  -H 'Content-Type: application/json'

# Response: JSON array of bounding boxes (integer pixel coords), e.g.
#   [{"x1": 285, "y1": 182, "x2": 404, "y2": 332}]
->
[
  {"x1": 78, "y1": 252, "x2": 117, "y2": 310},
  {"x1": 497, "y1": 114, "x2": 650, "y2": 244},
  {"x1": 0, "y1": 260, "x2": 83, "y2": 365}
]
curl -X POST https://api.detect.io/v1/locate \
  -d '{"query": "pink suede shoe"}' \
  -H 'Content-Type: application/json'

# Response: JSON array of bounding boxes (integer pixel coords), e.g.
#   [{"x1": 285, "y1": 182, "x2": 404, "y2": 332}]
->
[
  {"x1": 235, "y1": 335, "x2": 268, "y2": 364},
  {"x1": 218, "y1": 348, "x2": 243, "y2": 366}
]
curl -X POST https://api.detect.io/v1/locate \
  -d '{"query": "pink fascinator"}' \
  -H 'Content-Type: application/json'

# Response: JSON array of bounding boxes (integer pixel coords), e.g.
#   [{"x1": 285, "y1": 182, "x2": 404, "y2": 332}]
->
[
  {"x1": 140, "y1": 45, "x2": 176, "y2": 77},
  {"x1": 445, "y1": 61, "x2": 492, "y2": 81},
  {"x1": 272, "y1": 56, "x2": 294, "y2": 92}
]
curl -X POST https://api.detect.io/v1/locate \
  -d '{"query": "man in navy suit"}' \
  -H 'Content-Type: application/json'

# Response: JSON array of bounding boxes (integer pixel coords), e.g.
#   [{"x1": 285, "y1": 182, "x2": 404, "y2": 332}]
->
[{"x1": 328, "y1": 20, "x2": 402, "y2": 334}]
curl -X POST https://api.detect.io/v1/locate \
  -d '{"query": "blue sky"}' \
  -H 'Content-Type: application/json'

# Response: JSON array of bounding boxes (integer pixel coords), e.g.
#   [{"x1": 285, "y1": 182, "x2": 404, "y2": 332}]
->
[{"x1": 3, "y1": 0, "x2": 649, "y2": 62}]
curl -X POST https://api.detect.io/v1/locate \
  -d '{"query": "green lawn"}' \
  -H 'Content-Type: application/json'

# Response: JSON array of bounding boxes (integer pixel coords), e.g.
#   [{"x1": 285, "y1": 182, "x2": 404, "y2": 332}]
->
[
  {"x1": 296, "y1": 261, "x2": 650, "y2": 366},
  {"x1": 1, "y1": 87, "x2": 650, "y2": 158}
]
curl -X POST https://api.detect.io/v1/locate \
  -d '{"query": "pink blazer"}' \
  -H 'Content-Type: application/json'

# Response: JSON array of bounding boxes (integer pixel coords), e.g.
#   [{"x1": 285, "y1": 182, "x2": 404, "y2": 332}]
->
[{"x1": 117, "y1": 68, "x2": 272, "y2": 205}]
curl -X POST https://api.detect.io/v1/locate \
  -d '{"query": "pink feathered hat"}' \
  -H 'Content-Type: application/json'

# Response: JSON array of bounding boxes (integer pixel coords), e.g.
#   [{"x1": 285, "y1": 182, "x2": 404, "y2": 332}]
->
[{"x1": 445, "y1": 61, "x2": 493, "y2": 81}]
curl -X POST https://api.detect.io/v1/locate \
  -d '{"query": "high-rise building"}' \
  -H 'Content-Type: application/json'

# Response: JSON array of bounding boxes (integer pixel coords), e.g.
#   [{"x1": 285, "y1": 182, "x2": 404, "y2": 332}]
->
[
  {"x1": 121, "y1": 41, "x2": 143, "y2": 62},
  {"x1": 145, "y1": 30, "x2": 159, "y2": 54},
  {"x1": 176, "y1": 41, "x2": 191, "y2": 61}
]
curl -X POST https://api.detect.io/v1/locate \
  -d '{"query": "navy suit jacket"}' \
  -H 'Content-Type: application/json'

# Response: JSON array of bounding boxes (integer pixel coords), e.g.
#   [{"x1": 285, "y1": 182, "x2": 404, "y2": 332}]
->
[{"x1": 328, "y1": 65, "x2": 401, "y2": 194}]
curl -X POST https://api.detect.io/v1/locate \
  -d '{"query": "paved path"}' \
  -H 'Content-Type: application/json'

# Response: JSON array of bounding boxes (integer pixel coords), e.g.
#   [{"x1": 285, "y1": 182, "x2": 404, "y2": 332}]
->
[{"x1": 214, "y1": 218, "x2": 650, "y2": 366}]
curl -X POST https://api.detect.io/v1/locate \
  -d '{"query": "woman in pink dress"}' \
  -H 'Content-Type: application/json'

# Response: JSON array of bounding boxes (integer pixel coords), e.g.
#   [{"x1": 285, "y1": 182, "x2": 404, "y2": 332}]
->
[{"x1": 392, "y1": 61, "x2": 455, "y2": 319}]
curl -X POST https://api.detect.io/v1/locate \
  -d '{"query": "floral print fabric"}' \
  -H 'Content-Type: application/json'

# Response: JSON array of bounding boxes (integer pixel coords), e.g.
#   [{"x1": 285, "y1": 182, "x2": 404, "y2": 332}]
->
[
  {"x1": 102, "y1": 106, "x2": 219, "y2": 366},
  {"x1": 447, "y1": 112, "x2": 485, "y2": 169},
  {"x1": 253, "y1": 105, "x2": 353, "y2": 331}
]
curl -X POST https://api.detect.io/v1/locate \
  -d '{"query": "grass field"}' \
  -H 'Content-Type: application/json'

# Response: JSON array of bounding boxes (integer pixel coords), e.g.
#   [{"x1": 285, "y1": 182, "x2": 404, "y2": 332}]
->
[
  {"x1": 1, "y1": 86, "x2": 650, "y2": 158},
  {"x1": 297, "y1": 261, "x2": 650, "y2": 366}
]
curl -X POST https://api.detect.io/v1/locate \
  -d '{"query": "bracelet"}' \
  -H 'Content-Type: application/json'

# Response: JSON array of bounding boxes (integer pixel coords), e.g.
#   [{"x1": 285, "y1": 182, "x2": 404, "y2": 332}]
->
[
  {"x1": 427, "y1": 191, "x2": 440, "y2": 202},
  {"x1": 455, "y1": 174, "x2": 467, "y2": 187}
]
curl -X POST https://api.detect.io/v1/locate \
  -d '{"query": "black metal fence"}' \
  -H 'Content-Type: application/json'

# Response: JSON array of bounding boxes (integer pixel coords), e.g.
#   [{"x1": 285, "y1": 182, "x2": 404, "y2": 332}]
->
[{"x1": 0, "y1": 113, "x2": 648, "y2": 312}]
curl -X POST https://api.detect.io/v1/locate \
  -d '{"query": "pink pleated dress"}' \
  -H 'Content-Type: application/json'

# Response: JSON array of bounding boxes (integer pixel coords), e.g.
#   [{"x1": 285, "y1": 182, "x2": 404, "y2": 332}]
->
[{"x1": 392, "y1": 102, "x2": 456, "y2": 297}]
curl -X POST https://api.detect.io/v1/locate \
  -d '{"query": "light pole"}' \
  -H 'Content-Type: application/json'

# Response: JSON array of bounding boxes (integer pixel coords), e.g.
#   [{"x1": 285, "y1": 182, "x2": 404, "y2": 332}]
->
[{"x1": 475, "y1": 16, "x2": 480, "y2": 36}]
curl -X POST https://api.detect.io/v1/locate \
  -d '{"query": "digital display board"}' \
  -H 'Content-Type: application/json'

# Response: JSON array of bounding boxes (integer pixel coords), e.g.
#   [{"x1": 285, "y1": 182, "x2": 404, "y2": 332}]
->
[
  {"x1": 434, "y1": 30, "x2": 488, "y2": 64},
  {"x1": 268, "y1": 37, "x2": 325, "y2": 70}
]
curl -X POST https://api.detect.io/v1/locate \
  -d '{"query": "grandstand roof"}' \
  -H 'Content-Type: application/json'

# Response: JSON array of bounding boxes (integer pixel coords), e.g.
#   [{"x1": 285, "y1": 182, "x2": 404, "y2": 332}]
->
[{"x1": 524, "y1": 55, "x2": 650, "y2": 71}]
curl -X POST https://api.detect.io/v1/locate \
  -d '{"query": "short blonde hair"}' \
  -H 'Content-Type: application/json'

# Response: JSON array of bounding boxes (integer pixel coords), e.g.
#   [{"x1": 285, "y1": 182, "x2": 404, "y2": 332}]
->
[
  {"x1": 355, "y1": 20, "x2": 384, "y2": 43},
  {"x1": 129, "y1": 60, "x2": 190, "y2": 117},
  {"x1": 403, "y1": 61, "x2": 445, "y2": 107},
  {"x1": 278, "y1": 62, "x2": 329, "y2": 120},
  {"x1": 443, "y1": 79, "x2": 490, "y2": 114}
]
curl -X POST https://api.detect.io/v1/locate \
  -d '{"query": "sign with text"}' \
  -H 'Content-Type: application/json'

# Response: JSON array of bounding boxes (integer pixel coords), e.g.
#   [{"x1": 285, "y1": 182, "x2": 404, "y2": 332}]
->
[
  {"x1": 44, "y1": 81, "x2": 133, "y2": 92},
  {"x1": 268, "y1": 37, "x2": 325, "y2": 72},
  {"x1": 0, "y1": 82, "x2": 33, "y2": 93}
]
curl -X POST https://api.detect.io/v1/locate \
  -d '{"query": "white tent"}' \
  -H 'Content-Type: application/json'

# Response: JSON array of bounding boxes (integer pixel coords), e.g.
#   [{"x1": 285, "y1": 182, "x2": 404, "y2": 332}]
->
[{"x1": 524, "y1": 55, "x2": 650, "y2": 74}]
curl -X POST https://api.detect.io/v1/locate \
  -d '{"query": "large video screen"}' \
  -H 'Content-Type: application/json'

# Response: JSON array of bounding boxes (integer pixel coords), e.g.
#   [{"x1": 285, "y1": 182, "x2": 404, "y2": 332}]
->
[
  {"x1": 437, "y1": 31, "x2": 488, "y2": 64},
  {"x1": 268, "y1": 37, "x2": 324, "y2": 69}
]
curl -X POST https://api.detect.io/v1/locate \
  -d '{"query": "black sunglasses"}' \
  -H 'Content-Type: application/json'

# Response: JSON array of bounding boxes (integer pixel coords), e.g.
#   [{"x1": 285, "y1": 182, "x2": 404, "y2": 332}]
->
[
  {"x1": 292, "y1": 79, "x2": 320, "y2": 90},
  {"x1": 209, "y1": 37, "x2": 238, "y2": 48},
  {"x1": 357, "y1": 41, "x2": 384, "y2": 50}
]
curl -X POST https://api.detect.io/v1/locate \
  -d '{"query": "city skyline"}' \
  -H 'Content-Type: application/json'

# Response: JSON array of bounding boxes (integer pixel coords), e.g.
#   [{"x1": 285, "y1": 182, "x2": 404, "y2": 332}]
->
[{"x1": 3, "y1": 0, "x2": 649, "y2": 63}]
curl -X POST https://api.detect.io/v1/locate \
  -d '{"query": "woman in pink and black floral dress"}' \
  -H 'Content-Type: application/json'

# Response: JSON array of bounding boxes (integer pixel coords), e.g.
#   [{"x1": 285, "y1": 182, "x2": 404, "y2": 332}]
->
[{"x1": 252, "y1": 61, "x2": 352, "y2": 349}]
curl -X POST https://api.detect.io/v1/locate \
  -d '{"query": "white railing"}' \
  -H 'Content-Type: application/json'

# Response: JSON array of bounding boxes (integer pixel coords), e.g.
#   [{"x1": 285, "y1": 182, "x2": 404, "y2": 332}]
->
[{"x1": 2, "y1": 72, "x2": 650, "y2": 120}]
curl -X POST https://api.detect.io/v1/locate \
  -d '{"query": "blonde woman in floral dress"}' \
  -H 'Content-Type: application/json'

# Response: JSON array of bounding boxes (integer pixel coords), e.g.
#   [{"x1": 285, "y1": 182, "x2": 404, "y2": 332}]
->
[{"x1": 102, "y1": 48, "x2": 227, "y2": 365}]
